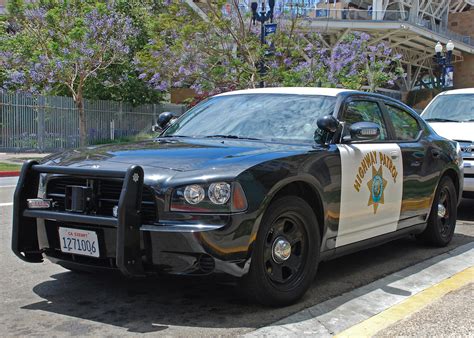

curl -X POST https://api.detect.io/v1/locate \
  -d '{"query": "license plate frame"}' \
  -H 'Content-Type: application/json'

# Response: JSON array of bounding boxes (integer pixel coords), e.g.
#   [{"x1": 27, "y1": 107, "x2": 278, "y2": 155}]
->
[{"x1": 58, "y1": 227, "x2": 100, "y2": 258}]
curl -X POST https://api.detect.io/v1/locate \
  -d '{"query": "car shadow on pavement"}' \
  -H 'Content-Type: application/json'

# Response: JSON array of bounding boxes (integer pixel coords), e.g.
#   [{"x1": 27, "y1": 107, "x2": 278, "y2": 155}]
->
[
  {"x1": 458, "y1": 198, "x2": 474, "y2": 222},
  {"x1": 21, "y1": 231, "x2": 474, "y2": 334}
]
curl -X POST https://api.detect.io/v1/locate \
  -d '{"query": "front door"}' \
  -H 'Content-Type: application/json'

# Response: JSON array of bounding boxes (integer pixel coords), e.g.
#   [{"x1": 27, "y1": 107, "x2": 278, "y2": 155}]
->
[{"x1": 335, "y1": 99, "x2": 404, "y2": 247}]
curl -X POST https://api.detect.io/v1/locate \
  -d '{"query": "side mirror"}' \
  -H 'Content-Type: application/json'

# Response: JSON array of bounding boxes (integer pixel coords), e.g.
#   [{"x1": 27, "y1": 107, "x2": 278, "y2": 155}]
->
[
  {"x1": 317, "y1": 115, "x2": 340, "y2": 133},
  {"x1": 347, "y1": 122, "x2": 380, "y2": 141},
  {"x1": 153, "y1": 112, "x2": 174, "y2": 132}
]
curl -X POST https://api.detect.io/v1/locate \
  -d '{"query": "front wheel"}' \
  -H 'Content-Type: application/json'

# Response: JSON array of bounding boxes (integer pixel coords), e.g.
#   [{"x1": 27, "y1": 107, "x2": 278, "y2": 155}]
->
[
  {"x1": 242, "y1": 196, "x2": 320, "y2": 306},
  {"x1": 418, "y1": 176, "x2": 457, "y2": 246}
]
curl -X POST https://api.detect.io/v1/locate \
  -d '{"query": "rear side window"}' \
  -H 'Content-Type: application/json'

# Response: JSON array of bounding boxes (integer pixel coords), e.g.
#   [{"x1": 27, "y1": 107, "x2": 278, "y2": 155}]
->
[{"x1": 386, "y1": 105, "x2": 421, "y2": 141}]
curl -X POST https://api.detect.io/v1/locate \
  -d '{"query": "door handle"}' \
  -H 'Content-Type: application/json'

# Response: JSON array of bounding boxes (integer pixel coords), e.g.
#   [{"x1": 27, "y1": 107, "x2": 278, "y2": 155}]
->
[
  {"x1": 390, "y1": 151, "x2": 399, "y2": 159},
  {"x1": 431, "y1": 149, "x2": 441, "y2": 158}
]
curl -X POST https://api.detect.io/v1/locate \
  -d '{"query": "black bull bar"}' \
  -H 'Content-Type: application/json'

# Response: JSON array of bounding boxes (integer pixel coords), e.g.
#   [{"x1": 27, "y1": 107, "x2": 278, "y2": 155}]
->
[{"x1": 12, "y1": 160, "x2": 146, "y2": 277}]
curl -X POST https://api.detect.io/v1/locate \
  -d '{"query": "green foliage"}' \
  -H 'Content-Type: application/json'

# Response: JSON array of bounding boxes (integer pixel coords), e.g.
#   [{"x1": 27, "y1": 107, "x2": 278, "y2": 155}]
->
[
  {"x1": 136, "y1": 3, "x2": 403, "y2": 95},
  {"x1": 2, "y1": 0, "x2": 404, "y2": 104},
  {"x1": 1, "y1": 0, "x2": 164, "y2": 103},
  {"x1": 6, "y1": 0, "x2": 25, "y2": 17},
  {"x1": 92, "y1": 132, "x2": 154, "y2": 145},
  {"x1": 0, "y1": 162, "x2": 22, "y2": 171}
]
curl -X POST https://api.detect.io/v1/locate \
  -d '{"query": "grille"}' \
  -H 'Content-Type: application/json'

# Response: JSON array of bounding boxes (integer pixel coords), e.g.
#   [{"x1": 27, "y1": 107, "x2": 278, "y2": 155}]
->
[
  {"x1": 46, "y1": 176, "x2": 157, "y2": 225},
  {"x1": 197, "y1": 254, "x2": 215, "y2": 273}
]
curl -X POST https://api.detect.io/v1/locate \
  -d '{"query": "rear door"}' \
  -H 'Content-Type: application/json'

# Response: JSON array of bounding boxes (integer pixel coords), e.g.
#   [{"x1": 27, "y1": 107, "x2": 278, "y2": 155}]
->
[
  {"x1": 335, "y1": 98, "x2": 403, "y2": 247},
  {"x1": 381, "y1": 102, "x2": 434, "y2": 228}
]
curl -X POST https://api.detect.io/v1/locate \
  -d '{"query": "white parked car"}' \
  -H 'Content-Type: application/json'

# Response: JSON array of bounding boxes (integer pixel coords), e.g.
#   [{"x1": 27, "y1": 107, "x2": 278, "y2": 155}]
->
[{"x1": 421, "y1": 88, "x2": 474, "y2": 197}]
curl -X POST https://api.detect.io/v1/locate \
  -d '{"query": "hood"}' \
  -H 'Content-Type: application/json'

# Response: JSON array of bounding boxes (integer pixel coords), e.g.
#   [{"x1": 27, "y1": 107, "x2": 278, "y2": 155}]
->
[
  {"x1": 42, "y1": 138, "x2": 312, "y2": 176},
  {"x1": 427, "y1": 122, "x2": 474, "y2": 142}
]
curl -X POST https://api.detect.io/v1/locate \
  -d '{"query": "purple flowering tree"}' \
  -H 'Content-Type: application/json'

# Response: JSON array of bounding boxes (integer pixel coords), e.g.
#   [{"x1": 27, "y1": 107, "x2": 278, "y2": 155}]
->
[
  {"x1": 1, "y1": 2, "x2": 137, "y2": 146},
  {"x1": 136, "y1": 0, "x2": 272, "y2": 95},
  {"x1": 322, "y1": 32, "x2": 403, "y2": 91},
  {"x1": 267, "y1": 31, "x2": 403, "y2": 91},
  {"x1": 137, "y1": 2, "x2": 403, "y2": 97}
]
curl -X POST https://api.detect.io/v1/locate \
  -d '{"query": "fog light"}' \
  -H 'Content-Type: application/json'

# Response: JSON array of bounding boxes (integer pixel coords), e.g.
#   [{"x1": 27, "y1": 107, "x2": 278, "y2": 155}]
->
[
  {"x1": 113, "y1": 205, "x2": 119, "y2": 218},
  {"x1": 208, "y1": 182, "x2": 231, "y2": 204},
  {"x1": 27, "y1": 198, "x2": 51, "y2": 209},
  {"x1": 184, "y1": 184, "x2": 205, "y2": 204}
]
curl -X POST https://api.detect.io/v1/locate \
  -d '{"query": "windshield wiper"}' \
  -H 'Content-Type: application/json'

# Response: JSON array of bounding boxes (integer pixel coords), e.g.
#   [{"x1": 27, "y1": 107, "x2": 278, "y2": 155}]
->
[
  {"x1": 424, "y1": 118, "x2": 460, "y2": 122},
  {"x1": 204, "y1": 134, "x2": 261, "y2": 140}
]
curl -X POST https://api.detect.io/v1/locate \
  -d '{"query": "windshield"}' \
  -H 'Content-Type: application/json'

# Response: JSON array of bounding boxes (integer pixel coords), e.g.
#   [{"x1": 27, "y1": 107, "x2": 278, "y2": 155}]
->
[
  {"x1": 422, "y1": 94, "x2": 474, "y2": 122},
  {"x1": 163, "y1": 94, "x2": 337, "y2": 142}
]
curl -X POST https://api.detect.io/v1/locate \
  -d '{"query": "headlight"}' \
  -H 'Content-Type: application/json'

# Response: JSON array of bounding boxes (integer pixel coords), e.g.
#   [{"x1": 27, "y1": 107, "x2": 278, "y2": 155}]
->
[
  {"x1": 171, "y1": 182, "x2": 247, "y2": 213},
  {"x1": 184, "y1": 184, "x2": 205, "y2": 204},
  {"x1": 208, "y1": 182, "x2": 231, "y2": 204}
]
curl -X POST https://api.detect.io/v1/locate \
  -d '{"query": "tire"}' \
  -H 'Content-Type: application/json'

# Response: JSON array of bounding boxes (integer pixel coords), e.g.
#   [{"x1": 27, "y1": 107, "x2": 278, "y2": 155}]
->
[
  {"x1": 418, "y1": 176, "x2": 457, "y2": 246},
  {"x1": 242, "y1": 196, "x2": 320, "y2": 306}
]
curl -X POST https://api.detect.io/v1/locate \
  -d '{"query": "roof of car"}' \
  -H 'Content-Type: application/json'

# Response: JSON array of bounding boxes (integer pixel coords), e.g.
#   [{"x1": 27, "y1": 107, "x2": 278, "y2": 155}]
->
[
  {"x1": 437, "y1": 88, "x2": 474, "y2": 95},
  {"x1": 215, "y1": 87, "x2": 356, "y2": 97}
]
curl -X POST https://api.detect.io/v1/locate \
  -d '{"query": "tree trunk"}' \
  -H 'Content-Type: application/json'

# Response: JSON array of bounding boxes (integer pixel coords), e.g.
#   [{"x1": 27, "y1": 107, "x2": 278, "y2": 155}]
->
[
  {"x1": 75, "y1": 96, "x2": 86, "y2": 147},
  {"x1": 366, "y1": 63, "x2": 376, "y2": 92}
]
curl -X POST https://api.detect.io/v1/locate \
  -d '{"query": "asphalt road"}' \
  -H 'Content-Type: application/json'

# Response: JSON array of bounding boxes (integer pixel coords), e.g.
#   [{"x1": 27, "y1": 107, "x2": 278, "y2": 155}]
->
[{"x1": 0, "y1": 177, "x2": 473, "y2": 335}]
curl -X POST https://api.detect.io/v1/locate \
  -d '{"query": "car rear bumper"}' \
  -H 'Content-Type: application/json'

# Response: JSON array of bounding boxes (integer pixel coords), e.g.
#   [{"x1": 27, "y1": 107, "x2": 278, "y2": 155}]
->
[{"x1": 12, "y1": 161, "x2": 251, "y2": 278}]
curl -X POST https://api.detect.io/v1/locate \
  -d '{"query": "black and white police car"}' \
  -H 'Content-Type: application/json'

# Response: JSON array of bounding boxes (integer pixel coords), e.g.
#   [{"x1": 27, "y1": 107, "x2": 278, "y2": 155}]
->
[{"x1": 13, "y1": 88, "x2": 463, "y2": 305}]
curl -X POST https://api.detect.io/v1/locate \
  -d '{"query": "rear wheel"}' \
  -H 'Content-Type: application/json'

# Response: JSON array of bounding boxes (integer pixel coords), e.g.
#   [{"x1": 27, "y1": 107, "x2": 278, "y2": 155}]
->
[
  {"x1": 418, "y1": 176, "x2": 457, "y2": 246},
  {"x1": 242, "y1": 196, "x2": 320, "y2": 306}
]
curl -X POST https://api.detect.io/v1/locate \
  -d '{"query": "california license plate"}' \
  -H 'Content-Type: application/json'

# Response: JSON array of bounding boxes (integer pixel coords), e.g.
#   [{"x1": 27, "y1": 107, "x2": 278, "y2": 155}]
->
[{"x1": 58, "y1": 227, "x2": 100, "y2": 258}]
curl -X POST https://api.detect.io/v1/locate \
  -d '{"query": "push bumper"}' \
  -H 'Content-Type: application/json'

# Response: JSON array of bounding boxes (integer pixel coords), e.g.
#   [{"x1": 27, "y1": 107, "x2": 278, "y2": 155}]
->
[
  {"x1": 12, "y1": 161, "x2": 251, "y2": 277},
  {"x1": 12, "y1": 160, "x2": 146, "y2": 277}
]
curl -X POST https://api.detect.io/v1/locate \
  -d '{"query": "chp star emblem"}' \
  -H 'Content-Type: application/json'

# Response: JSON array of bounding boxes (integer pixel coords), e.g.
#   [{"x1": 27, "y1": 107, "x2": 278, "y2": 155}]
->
[
  {"x1": 132, "y1": 173, "x2": 140, "y2": 183},
  {"x1": 367, "y1": 165, "x2": 387, "y2": 214}
]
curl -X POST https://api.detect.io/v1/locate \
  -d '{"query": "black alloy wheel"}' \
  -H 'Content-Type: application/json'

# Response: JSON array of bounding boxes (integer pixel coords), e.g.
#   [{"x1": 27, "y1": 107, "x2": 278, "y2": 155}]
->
[
  {"x1": 263, "y1": 213, "x2": 307, "y2": 287},
  {"x1": 418, "y1": 176, "x2": 457, "y2": 246},
  {"x1": 242, "y1": 196, "x2": 320, "y2": 306}
]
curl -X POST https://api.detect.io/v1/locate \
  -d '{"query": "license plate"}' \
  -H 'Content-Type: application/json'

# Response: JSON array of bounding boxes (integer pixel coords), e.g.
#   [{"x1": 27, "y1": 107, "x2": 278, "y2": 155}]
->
[{"x1": 58, "y1": 227, "x2": 100, "y2": 258}]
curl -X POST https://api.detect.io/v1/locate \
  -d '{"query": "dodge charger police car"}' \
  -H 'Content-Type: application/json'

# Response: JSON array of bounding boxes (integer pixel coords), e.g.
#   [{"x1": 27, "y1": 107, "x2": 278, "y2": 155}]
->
[{"x1": 12, "y1": 88, "x2": 462, "y2": 306}]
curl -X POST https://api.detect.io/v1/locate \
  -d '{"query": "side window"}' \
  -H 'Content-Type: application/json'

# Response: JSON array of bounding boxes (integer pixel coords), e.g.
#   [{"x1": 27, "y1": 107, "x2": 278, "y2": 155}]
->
[
  {"x1": 342, "y1": 100, "x2": 387, "y2": 140},
  {"x1": 386, "y1": 105, "x2": 421, "y2": 141}
]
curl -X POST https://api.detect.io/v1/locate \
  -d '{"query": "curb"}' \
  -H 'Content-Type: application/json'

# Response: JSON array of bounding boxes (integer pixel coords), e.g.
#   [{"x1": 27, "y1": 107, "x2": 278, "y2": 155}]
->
[
  {"x1": 247, "y1": 242, "x2": 474, "y2": 336},
  {"x1": 0, "y1": 171, "x2": 20, "y2": 177}
]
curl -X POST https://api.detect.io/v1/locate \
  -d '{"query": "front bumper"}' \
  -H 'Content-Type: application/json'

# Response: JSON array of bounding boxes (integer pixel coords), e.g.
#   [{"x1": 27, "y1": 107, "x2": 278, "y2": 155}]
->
[{"x1": 12, "y1": 161, "x2": 251, "y2": 277}]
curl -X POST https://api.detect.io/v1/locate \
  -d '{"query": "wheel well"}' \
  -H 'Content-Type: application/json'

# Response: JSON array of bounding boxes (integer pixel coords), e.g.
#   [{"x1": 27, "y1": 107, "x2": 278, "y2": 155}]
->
[
  {"x1": 271, "y1": 181, "x2": 324, "y2": 240},
  {"x1": 442, "y1": 168, "x2": 460, "y2": 197}
]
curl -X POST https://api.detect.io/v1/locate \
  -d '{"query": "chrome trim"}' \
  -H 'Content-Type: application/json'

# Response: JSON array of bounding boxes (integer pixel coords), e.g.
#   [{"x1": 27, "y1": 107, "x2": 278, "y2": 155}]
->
[{"x1": 140, "y1": 223, "x2": 225, "y2": 232}]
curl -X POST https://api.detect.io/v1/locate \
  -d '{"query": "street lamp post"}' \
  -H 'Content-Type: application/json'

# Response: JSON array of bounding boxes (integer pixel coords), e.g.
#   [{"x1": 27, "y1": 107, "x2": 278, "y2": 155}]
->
[
  {"x1": 434, "y1": 40, "x2": 455, "y2": 89},
  {"x1": 251, "y1": 0, "x2": 275, "y2": 88}
]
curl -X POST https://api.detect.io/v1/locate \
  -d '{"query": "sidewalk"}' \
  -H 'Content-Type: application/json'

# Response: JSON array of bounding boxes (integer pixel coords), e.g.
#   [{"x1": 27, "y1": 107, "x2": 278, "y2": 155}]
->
[
  {"x1": 247, "y1": 242, "x2": 474, "y2": 337},
  {"x1": 379, "y1": 282, "x2": 473, "y2": 336},
  {"x1": 0, "y1": 152, "x2": 50, "y2": 165}
]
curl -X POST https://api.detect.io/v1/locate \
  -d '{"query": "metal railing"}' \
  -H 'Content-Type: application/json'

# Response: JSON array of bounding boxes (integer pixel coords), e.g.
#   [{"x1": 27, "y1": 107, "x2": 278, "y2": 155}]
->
[
  {"x1": 232, "y1": 3, "x2": 473, "y2": 47},
  {"x1": 278, "y1": 8, "x2": 410, "y2": 21},
  {"x1": 0, "y1": 91, "x2": 186, "y2": 153}
]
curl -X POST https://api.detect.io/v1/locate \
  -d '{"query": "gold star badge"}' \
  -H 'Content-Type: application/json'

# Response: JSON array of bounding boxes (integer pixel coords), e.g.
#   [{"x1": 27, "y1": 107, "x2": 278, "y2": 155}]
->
[{"x1": 367, "y1": 165, "x2": 387, "y2": 214}]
